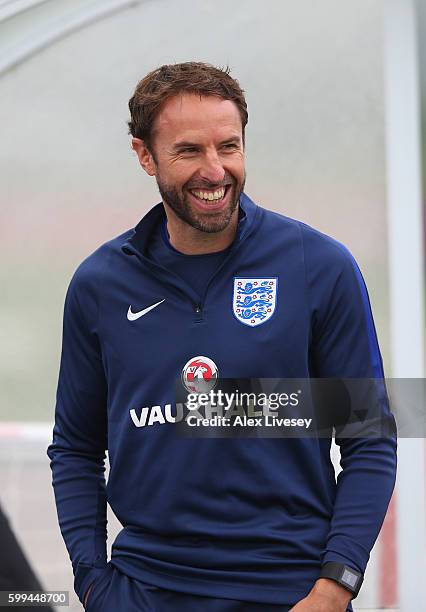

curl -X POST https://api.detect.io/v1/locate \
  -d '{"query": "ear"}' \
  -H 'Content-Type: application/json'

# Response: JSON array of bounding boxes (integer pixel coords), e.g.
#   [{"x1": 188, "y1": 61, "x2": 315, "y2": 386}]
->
[{"x1": 131, "y1": 138, "x2": 156, "y2": 176}]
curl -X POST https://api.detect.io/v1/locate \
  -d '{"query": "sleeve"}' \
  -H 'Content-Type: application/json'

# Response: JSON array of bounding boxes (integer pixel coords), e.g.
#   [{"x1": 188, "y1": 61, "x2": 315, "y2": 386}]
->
[
  {"x1": 47, "y1": 267, "x2": 109, "y2": 604},
  {"x1": 304, "y1": 228, "x2": 397, "y2": 576}
]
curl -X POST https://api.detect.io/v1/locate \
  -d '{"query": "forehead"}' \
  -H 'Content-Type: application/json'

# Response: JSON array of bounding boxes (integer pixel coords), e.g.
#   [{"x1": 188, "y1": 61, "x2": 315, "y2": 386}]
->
[{"x1": 153, "y1": 93, "x2": 242, "y2": 142}]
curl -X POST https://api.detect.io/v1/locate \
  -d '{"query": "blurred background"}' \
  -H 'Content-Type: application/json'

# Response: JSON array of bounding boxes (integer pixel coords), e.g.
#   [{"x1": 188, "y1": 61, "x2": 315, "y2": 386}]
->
[{"x1": 0, "y1": 0, "x2": 425, "y2": 610}]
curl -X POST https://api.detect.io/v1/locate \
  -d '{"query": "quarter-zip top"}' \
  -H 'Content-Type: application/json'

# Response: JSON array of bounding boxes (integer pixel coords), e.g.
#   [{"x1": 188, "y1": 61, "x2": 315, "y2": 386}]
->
[
  {"x1": 121, "y1": 196, "x2": 253, "y2": 316},
  {"x1": 47, "y1": 193, "x2": 396, "y2": 607}
]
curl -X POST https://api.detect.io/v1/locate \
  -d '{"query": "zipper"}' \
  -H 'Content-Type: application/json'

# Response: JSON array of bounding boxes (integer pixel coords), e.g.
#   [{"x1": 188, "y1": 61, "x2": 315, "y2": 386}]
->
[
  {"x1": 123, "y1": 226, "x2": 246, "y2": 324},
  {"x1": 193, "y1": 303, "x2": 203, "y2": 321},
  {"x1": 200, "y1": 239, "x2": 245, "y2": 305},
  {"x1": 189, "y1": 240, "x2": 245, "y2": 323},
  {"x1": 189, "y1": 237, "x2": 245, "y2": 323}
]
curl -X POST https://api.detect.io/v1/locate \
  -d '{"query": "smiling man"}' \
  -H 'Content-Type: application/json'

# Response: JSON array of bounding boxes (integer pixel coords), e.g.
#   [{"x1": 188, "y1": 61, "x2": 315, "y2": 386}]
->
[{"x1": 48, "y1": 62, "x2": 397, "y2": 611}]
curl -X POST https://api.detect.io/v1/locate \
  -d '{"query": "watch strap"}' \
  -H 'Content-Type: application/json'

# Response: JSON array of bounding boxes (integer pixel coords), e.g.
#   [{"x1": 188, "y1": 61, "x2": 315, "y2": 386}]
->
[{"x1": 320, "y1": 562, "x2": 363, "y2": 598}]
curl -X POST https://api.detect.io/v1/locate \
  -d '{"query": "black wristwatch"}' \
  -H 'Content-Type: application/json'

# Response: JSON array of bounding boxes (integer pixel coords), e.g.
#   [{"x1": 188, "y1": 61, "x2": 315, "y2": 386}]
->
[{"x1": 319, "y1": 562, "x2": 363, "y2": 598}]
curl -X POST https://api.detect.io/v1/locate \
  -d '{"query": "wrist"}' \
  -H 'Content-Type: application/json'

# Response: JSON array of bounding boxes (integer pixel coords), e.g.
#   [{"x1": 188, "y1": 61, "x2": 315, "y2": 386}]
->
[{"x1": 312, "y1": 578, "x2": 353, "y2": 607}]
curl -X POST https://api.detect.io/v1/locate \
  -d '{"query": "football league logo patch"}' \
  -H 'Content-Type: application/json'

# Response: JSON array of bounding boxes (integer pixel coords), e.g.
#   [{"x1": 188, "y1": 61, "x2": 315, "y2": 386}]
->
[{"x1": 233, "y1": 278, "x2": 278, "y2": 327}]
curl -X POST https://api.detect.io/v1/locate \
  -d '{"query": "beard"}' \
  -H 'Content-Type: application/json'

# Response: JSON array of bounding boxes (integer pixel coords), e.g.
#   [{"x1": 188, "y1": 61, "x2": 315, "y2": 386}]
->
[{"x1": 156, "y1": 171, "x2": 246, "y2": 234}]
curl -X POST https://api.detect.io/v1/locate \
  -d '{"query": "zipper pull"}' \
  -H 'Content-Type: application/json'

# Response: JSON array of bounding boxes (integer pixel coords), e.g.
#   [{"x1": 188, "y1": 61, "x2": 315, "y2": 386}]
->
[
  {"x1": 194, "y1": 304, "x2": 202, "y2": 314},
  {"x1": 122, "y1": 244, "x2": 136, "y2": 256}
]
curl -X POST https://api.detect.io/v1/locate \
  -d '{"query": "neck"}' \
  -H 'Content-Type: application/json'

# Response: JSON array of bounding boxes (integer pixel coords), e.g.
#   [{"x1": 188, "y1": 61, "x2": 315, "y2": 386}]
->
[{"x1": 163, "y1": 205, "x2": 239, "y2": 255}]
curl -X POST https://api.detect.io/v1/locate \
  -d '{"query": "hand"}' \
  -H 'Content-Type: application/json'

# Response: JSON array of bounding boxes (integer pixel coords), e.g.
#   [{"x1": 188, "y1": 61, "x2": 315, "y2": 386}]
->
[
  {"x1": 289, "y1": 578, "x2": 352, "y2": 611},
  {"x1": 83, "y1": 583, "x2": 94, "y2": 608}
]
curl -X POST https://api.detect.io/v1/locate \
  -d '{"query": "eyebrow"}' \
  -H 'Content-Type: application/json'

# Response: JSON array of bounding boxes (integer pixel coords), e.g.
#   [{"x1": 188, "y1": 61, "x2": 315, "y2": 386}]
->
[
  {"x1": 172, "y1": 141, "x2": 199, "y2": 150},
  {"x1": 172, "y1": 136, "x2": 241, "y2": 151}
]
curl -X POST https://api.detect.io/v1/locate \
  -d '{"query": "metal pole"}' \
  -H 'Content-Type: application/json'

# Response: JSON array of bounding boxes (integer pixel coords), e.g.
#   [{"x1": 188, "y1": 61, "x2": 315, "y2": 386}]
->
[{"x1": 384, "y1": 1, "x2": 426, "y2": 610}]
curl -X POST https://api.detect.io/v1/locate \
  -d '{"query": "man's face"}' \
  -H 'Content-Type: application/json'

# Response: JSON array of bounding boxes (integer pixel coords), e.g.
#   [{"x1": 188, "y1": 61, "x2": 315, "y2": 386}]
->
[{"x1": 136, "y1": 93, "x2": 246, "y2": 233}]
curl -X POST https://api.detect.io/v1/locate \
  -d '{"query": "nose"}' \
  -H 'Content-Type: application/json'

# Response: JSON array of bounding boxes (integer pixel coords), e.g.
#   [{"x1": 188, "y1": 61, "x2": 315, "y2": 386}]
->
[{"x1": 198, "y1": 151, "x2": 225, "y2": 185}]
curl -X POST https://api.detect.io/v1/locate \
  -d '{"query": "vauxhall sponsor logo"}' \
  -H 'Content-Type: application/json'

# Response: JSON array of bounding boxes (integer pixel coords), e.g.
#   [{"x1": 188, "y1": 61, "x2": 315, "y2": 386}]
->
[
  {"x1": 129, "y1": 395, "x2": 276, "y2": 428},
  {"x1": 129, "y1": 397, "x2": 310, "y2": 429},
  {"x1": 129, "y1": 355, "x2": 310, "y2": 429},
  {"x1": 130, "y1": 355, "x2": 218, "y2": 428}
]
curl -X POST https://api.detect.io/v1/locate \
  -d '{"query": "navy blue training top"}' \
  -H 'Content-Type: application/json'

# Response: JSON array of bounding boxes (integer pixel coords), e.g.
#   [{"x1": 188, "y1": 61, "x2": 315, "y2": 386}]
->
[
  {"x1": 47, "y1": 193, "x2": 397, "y2": 607},
  {"x1": 148, "y1": 217, "x2": 232, "y2": 300}
]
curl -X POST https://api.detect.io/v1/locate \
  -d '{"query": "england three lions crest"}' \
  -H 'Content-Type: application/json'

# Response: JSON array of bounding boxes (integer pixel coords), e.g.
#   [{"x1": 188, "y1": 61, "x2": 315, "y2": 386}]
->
[{"x1": 233, "y1": 278, "x2": 278, "y2": 327}]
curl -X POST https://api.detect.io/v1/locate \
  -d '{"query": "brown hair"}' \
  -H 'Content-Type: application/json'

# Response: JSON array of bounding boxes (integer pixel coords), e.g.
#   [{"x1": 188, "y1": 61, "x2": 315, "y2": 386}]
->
[{"x1": 128, "y1": 62, "x2": 248, "y2": 152}]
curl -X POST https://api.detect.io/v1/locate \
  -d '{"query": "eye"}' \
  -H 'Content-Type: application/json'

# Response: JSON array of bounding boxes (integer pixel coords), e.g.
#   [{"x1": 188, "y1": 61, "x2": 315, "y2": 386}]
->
[{"x1": 222, "y1": 143, "x2": 239, "y2": 150}]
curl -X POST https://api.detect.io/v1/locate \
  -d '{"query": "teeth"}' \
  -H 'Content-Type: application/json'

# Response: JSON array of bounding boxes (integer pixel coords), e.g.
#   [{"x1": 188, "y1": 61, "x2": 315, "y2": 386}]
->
[{"x1": 192, "y1": 187, "x2": 225, "y2": 201}]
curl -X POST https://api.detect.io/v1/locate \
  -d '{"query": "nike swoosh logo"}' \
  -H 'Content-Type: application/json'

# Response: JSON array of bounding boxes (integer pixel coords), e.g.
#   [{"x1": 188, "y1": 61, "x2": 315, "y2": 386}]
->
[{"x1": 127, "y1": 299, "x2": 165, "y2": 321}]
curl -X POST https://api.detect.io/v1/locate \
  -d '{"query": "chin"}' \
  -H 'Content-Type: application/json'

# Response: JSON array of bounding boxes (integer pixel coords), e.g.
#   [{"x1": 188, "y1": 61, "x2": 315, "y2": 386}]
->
[{"x1": 191, "y1": 207, "x2": 237, "y2": 234}]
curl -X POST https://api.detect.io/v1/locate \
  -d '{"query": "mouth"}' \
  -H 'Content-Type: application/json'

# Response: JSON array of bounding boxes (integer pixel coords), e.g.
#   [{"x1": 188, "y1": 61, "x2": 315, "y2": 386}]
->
[{"x1": 187, "y1": 184, "x2": 232, "y2": 212}]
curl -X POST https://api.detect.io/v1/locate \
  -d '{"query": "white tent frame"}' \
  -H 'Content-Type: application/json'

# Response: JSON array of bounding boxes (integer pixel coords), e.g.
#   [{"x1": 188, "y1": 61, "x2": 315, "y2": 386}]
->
[
  {"x1": 0, "y1": 0, "x2": 143, "y2": 75},
  {"x1": 384, "y1": 1, "x2": 426, "y2": 610}
]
